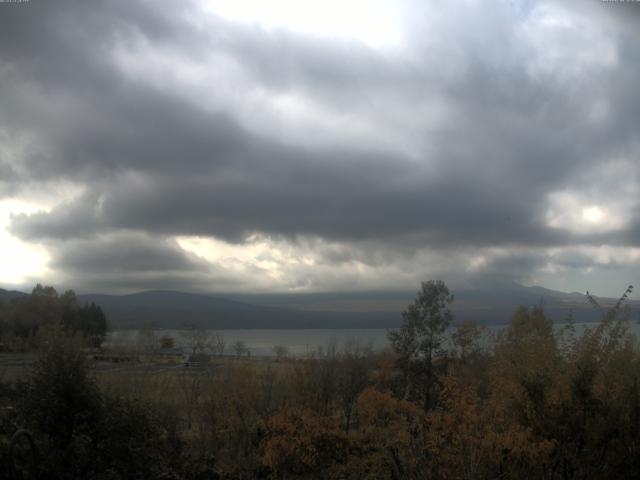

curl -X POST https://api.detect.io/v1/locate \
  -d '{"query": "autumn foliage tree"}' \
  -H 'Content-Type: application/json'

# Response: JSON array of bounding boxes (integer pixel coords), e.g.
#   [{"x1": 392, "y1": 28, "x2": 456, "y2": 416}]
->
[{"x1": 263, "y1": 408, "x2": 347, "y2": 479}]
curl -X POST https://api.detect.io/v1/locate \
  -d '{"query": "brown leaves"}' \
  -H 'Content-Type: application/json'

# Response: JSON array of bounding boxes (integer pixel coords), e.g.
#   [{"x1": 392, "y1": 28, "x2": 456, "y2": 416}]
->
[{"x1": 262, "y1": 408, "x2": 347, "y2": 479}]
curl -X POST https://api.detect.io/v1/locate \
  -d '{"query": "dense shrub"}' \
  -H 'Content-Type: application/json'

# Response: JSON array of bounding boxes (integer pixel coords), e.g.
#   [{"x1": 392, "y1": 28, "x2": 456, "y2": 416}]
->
[{"x1": 12, "y1": 326, "x2": 184, "y2": 480}]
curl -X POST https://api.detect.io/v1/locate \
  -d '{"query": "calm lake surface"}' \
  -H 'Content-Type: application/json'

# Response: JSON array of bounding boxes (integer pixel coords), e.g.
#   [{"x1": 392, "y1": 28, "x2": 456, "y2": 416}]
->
[{"x1": 107, "y1": 322, "x2": 640, "y2": 357}]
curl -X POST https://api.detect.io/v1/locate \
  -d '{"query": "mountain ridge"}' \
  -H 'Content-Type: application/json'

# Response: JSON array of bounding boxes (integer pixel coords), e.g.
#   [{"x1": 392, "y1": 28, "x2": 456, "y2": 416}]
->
[{"x1": 2, "y1": 283, "x2": 637, "y2": 329}]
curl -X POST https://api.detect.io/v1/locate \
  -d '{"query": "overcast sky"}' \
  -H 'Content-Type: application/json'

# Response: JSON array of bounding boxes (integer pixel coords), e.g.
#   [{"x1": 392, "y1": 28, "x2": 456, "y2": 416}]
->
[{"x1": 0, "y1": 0, "x2": 639, "y2": 296}]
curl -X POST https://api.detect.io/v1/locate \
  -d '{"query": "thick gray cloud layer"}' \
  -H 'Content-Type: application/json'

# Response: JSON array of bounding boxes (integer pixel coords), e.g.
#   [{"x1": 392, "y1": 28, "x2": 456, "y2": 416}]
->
[{"x1": 1, "y1": 0, "x2": 639, "y2": 293}]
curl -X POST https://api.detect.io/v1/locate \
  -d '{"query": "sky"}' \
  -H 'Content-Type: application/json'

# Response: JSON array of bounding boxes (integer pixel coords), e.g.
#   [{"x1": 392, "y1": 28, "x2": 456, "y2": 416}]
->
[{"x1": 0, "y1": 0, "x2": 639, "y2": 296}]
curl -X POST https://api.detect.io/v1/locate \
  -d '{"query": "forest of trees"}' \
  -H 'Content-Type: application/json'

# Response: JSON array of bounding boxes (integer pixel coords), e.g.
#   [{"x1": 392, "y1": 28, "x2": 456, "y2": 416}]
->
[
  {"x1": 0, "y1": 284, "x2": 107, "y2": 350},
  {"x1": 0, "y1": 281, "x2": 639, "y2": 479}
]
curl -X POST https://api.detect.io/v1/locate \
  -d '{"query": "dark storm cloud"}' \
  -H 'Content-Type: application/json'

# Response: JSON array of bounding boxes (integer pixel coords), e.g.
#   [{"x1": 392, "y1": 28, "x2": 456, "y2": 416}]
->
[
  {"x1": 473, "y1": 248, "x2": 627, "y2": 285},
  {"x1": 10, "y1": 191, "x2": 103, "y2": 240},
  {"x1": 1, "y1": 0, "x2": 639, "y2": 291},
  {"x1": 0, "y1": 164, "x2": 18, "y2": 196},
  {"x1": 51, "y1": 233, "x2": 207, "y2": 274},
  {"x1": 10, "y1": 166, "x2": 565, "y2": 247},
  {"x1": 470, "y1": 252, "x2": 549, "y2": 285},
  {"x1": 48, "y1": 232, "x2": 240, "y2": 293},
  {"x1": 550, "y1": 250, "x2": 624, "y2": 271}
]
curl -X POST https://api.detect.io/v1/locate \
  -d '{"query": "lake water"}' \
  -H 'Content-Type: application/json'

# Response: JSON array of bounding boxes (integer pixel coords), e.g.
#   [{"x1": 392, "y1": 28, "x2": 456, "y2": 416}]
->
[
  {"x1": 106, "y1": 321, "x2": 640, "y2": 357},
  {"x1": 107, "y1": 328, "x2": 390, "y2": 357}
]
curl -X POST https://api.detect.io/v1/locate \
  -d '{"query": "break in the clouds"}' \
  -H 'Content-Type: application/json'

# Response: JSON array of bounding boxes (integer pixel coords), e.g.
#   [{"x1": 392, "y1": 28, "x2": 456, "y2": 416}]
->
[{"x1": 0, "y1": 0, "x2": 639, "y2": 295}]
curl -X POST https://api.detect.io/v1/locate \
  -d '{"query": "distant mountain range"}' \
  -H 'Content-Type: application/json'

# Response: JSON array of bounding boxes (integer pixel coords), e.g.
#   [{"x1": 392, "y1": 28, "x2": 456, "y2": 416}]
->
[
  {"x1": 2, "y1": 282, "x2": 637, "y2": 329},
  {"x1": 0, "y1": 289, "x2": 28, "y2": 302}
]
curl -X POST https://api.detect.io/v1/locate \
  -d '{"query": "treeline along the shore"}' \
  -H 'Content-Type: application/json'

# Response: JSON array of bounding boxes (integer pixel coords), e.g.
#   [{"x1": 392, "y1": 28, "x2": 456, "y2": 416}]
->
[
  {"x1": 0, "y1": 281, "x2": 639, "y2": 479},
  {"x1": 0, "y1": 284, "x2": 107, "y2": 351}
]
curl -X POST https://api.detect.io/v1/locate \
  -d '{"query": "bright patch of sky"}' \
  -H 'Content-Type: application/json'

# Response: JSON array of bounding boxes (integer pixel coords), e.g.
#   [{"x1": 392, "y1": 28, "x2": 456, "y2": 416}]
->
[
  {"x1": 0, "y1": 200, "x2": 49, "y2": 286},
  {"x1": 197, "y1": 0, "x2": 407, "y2": 49}
]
